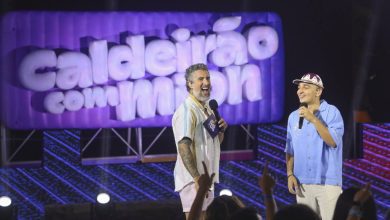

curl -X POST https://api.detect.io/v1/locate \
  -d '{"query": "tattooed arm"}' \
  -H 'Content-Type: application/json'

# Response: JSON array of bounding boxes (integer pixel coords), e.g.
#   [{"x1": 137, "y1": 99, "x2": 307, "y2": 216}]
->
[{"x1": 178, "y1": 137, "x2": 200, "y2": 183}]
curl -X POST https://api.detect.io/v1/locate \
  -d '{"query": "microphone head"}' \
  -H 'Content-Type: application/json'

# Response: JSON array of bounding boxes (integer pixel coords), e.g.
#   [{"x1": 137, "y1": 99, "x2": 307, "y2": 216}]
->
[
  {"x1": 300, "y1": 102, "x2": 308, "y2": 108},
  {"x1": 209, "y1": 99, "x2": 219, "y2": 111}
]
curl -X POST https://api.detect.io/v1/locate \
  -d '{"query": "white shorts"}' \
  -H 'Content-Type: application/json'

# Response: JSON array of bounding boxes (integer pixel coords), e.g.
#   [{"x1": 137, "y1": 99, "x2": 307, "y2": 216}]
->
[
  {"x1": 296, "y1": 184, "x2": 342, "y2": 220},
  {"x1": 179, "y1": 182, "x2": 214, "y2": 212}
]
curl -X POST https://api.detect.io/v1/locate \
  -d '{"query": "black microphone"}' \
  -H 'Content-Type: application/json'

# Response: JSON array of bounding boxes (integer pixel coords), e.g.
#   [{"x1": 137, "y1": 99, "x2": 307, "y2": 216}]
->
[
  {"x1": 298, "y1": 102, "x2": 308, "y2": 129},
  {"x1": 209, "y1": 99, "x2": 221, "y2": 122}
]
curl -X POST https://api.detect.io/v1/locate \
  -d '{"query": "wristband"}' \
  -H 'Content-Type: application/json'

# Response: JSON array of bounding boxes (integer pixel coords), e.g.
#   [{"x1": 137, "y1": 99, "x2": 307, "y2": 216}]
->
[{"x1": 348, "y1": 205, "x2": 363, "y2": 218}]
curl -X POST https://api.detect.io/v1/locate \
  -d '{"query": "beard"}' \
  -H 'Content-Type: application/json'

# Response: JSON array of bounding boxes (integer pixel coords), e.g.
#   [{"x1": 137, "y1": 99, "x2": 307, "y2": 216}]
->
[
  {"x1": 197, "y1": 95, "x2": 210, "y2": 102},
  {"x1": 192, "y1": 89, "x2": 211, "y2": 103}
]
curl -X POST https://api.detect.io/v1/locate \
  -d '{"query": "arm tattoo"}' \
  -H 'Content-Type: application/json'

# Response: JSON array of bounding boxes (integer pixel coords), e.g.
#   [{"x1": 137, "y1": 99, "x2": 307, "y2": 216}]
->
[
  {"x1": 178, "y1": 137, "x2": 192, "y2": 145},
  {"x1": 178, "y1": 137, "x2": 200, "y2": 178}
]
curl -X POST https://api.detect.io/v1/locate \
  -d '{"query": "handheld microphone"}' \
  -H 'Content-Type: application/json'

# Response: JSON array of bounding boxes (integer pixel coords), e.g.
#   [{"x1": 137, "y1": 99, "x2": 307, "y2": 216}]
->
[
  {"x1": 209, "y1": 99, "x2": 221, "y2": 122},
  {"x1": 298, "y1": 102, "x2": 308, "y2": 129}
]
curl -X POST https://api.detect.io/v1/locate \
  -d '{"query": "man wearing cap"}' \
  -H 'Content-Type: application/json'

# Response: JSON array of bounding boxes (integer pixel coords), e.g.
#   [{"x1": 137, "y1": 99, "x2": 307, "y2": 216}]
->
[{"x1": 285, "y1": 73, "x2": 344, "y2": 220}]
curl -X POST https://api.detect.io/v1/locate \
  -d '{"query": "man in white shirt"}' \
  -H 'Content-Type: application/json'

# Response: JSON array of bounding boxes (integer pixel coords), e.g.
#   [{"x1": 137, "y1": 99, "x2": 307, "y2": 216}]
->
[{"x1": 172, "y1": 63, "x2": 228, "y2": 219}]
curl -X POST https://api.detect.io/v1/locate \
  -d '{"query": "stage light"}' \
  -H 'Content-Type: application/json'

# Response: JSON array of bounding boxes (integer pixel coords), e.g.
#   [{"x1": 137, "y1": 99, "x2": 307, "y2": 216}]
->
[
  {"x1": 92, "y1": 193, "x2": 115, "y2": 220},
  {"x1": 96, "y1": 193, "x2": 110, "y2": 204},
  {"x1": 0, "y1": 196, "x2": 12, "y2": 207},
  {"x1": 0, "y1": 196, "x2": 17, "y2": 220},
  {"x1": 219, "y1": 189, "x2": 233, "y2": 196}
]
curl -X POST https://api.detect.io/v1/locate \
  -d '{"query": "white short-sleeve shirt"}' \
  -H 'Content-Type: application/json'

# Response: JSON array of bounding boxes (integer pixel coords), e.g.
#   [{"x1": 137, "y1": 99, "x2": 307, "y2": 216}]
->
[{"x1": 172, "y1": 95, "x2": 220, "y2": 192}]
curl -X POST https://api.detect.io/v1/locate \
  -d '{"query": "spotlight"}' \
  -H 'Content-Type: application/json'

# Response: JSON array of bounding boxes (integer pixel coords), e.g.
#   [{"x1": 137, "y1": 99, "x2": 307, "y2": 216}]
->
[
  {"x1": 219, "y1": 189, "x2": 233, "y2": 196},
  {"x1": 0, "y1": 196, "x2": 17, "y2": 220},
  {"x1": 0, "y1": 196, "x2": 12, "y2": 207},
  {"x1": 92, "y1": 193, "x2": 115, "y2": 219},
  {"x1": 96, "y1": 193, "x2": 110, "y2": 204}
]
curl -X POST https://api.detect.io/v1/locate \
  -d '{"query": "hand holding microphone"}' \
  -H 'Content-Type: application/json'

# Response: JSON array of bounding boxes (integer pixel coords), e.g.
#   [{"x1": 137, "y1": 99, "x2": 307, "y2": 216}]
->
[
  {"x1": 298, "y1": 102, "x2": 319, "y2": 128},
  {"x1": 209, "y1": 99, "x2": 228, "y2": 133},
  {"x1": 298, "y1": 102, "x2": 308, "y2": 129}
]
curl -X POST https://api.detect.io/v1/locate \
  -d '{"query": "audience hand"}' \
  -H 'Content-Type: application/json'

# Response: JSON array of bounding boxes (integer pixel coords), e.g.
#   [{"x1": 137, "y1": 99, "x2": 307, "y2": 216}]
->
[
  {"x1": 353, "y1": 182, "x2": 372, "y2": 206},
  {"x1": 197, "y1": 161, "x2": 215, "y2": 194},
  {"x1": 259, "y1": 162, "x2": 276, "y2": 195}
]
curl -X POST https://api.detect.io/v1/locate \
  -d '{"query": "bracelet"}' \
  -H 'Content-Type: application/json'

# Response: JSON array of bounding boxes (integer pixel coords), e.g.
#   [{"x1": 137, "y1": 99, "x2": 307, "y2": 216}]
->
[
  {"x1": 348, "y1": 205, "x2": 363, "y2": 218},
  {"x1": 287, "y1": 174, "x2": 294, "y2": 178}
]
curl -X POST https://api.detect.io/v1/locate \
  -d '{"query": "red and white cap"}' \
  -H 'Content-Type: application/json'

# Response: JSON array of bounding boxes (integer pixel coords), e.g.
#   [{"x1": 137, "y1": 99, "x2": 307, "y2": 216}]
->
[{"x1": 292, "y1": 73, "x2": 324, "y2": 89}]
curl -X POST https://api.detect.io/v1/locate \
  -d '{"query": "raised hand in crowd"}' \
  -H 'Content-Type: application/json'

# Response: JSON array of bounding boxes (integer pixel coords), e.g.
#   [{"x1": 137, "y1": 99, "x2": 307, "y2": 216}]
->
[
  {"x1": 258, "y1": 162, "x2": 277, "y2": 220},
  {"x1": 189, "y1": 161, "x2": 215, "y2": 220},
  {"x1": 346, "y1": 183, "x2": 375, "y2": 220}
]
